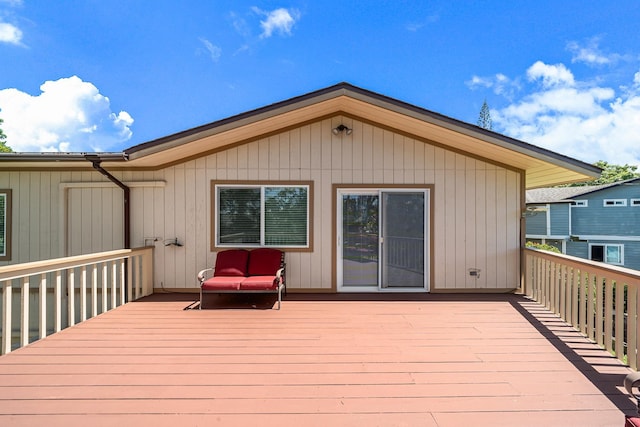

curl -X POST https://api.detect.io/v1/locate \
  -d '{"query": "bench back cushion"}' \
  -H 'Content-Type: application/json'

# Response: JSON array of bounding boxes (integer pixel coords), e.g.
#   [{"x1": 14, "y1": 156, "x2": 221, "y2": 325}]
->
[
  {"x1": 248, "y1": 248, "x2": 283, "y2": 276},
  {"x1": 214, "y1": 249, "x2": 249, "y2": 276}
]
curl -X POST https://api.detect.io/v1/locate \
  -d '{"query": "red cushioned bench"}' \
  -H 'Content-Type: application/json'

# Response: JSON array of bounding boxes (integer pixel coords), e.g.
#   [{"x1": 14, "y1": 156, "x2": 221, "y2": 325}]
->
[{"x1": 197, "y1": 248, "x2": 286, "y2": 310}]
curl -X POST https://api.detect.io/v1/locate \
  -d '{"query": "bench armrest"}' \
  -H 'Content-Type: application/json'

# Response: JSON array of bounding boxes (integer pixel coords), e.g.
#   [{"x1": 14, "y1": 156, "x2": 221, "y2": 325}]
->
[
  {"x1": 625, "y1": 371, "x2": 640, "y2": 415},
  {"x1": 197, "y1": 268, "x2": 214, "y2": 285},
  {"x1": 276, "y1": 267, "x2": 285, "y2": 284}
]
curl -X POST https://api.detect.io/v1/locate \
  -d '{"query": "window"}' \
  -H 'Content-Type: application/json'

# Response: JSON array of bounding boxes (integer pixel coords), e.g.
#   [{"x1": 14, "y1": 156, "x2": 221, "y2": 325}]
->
[
  {"x1": 631, "y1": 199, "x2": 640, "y2": 206},
  {"x1": 0, "y1": 189, "x2": 11, "y2": 260},
  {"x1": 214, "y1": 182, "x2": 311, "y2": 249},
  {"x1": 603, "y1": 199, "x2": 627, "y2": 207},
  {"x1": 571, "y1": 200, "x2": 588, "y2": 207},
  {"x1": 590, "y1": 244, "x2": 623, "y2": 265}
]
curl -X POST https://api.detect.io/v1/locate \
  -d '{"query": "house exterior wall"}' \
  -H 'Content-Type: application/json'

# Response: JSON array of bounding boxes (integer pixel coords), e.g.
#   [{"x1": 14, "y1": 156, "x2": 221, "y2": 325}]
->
[
  {"x1": 526, "y1": 182, "x2": 640, "y2": 271},
  {"x1": 1, "y1": 117, "x2": 523, "y2": 292}
]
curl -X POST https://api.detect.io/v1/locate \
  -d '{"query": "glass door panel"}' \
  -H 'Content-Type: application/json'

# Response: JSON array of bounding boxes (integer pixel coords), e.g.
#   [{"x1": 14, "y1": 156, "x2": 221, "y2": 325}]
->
[
  {"x1": 340, "y1": 193, "x2": 379, "y2": 289},
  {"x1": 381, "y1": 192, "x2": 425, "y2": 289}
]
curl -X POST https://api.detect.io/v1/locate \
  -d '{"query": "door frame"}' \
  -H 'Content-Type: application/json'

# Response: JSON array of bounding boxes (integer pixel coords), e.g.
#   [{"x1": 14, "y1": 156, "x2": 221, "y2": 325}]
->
[{"x1": 332, "y1": 184, "x2": 434, "y2": 293}]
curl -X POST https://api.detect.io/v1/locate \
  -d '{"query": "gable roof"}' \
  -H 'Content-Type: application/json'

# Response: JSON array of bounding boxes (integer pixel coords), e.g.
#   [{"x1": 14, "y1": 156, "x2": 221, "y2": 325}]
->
[
  {"x1": 0, "y1": 82, "x2": 600, "y2": 188},
  {"x1": 526, "y1": 178, "x2": 640, "y2": 203}
]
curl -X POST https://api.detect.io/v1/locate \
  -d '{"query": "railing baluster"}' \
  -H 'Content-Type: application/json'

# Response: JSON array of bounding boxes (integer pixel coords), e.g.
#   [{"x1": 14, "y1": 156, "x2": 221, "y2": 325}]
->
[
  {"x1": 102, "y1": 262, "x2": 108, "y2": 314},
  {"x1": 614, "y1": 281, "x2": 625, "y2": 360},
  {"x1": 119, "y1": 259, "x2": 126, "y2": 306},
  {"x1": 39, "y1": 273, "x2": 46, "y2": 339},
  {"x1": 571, "y1": 267, "x2": 579, "y2": 329},
  {"x1": 68, "y1": 268, "x2": 75, "y2": 327},
  {"x1": 604, "y1": 277, "x2": 613, "y2": 352},
  {"x1": 92, "y1": 264, "x2": 98, "y2": 318},
  {"x1": 633, "y1": 285, "x2": 640, "y2": 370},
  {"x1": 54, "y1": 270, "x2": 62, "y2": 333},
  {"x1": 2, "y1": 280, "x2": 12, "y2": 355},
  {"x1": 111, "y1": 261, "x2": 117, "y2": 309},
  {"x1": 595, "y1": 274, "x2": 604, "y2": 346},
  {"x1": 20, "y1": 277, "x2": 29, "y2": 348},
  {"x1": 80, "y1": 266, "x2": 87, "y2": 322}
]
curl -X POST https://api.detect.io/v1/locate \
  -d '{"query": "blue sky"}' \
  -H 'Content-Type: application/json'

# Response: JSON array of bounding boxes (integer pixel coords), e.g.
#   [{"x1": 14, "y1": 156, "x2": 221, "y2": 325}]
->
[{"x1": 1, "y1": 1, "x2": 640, "y2": 166}]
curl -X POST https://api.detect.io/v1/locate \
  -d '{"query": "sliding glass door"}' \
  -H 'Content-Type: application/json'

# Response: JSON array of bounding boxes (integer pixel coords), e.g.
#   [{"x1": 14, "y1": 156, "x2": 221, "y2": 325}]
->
[{"x1": 337, "y1": 189, "x2": 429, "y2": 292}]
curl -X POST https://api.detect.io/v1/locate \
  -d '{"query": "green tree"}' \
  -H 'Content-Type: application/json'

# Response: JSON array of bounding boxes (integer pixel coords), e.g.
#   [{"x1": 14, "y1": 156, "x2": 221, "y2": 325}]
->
[
  {"x1": 566, "y1": 161, "x2": 640, "y2": 186},
  {"x1": 477, "y1": 99, "x2": 493, "y2": 130},
  {"x1": 0, "y1": 117, "x2": 12, "y2": 153}
]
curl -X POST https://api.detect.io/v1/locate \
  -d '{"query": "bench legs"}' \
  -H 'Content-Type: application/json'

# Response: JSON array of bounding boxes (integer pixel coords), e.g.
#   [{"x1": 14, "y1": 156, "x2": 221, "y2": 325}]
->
[{"x1": 199, "y1": 286, "x2": 285, "y2": 310}]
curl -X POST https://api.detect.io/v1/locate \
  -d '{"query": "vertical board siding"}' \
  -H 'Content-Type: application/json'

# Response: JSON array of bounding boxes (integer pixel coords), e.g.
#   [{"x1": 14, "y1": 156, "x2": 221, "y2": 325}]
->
[{"x1": 1, "y1": 116, "x2": 522, "y2": 291}]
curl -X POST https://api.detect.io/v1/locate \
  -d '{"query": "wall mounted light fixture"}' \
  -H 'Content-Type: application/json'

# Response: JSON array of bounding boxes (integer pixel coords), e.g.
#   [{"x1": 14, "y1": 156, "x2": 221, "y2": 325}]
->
[{"x1": 332, "y1": 124, "x2": 352, "y2": 135}]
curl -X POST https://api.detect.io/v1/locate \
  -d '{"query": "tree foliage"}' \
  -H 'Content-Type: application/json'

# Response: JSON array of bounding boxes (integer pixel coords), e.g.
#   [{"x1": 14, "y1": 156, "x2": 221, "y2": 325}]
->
[
  {"x1": 0, "y1": 117, "x2": 12, "y2": 153},
  {"x1": 566, "y1": 160, "x2": 640, "y2": 186},
  {"x1": 477, "y1": 100, "x2": 493, "y2": 130}
]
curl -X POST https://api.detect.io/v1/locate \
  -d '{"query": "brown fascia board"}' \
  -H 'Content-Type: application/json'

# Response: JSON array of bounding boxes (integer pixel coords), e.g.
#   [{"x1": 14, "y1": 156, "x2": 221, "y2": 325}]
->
[
  {"x1": 0, "y1": 152, "x2": 128, "y2": 162},
  {"x1": 123, "y1": 82, "x2": 601, "y2": 179}
]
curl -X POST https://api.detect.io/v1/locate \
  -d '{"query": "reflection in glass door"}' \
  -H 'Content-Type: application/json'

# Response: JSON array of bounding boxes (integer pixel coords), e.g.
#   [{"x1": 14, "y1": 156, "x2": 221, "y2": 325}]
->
[
  {"x1": 337, "y1": 189, "x2": 429, "y2": 292},
  {"x1": 381, "y1": 192, "x2": 425, "y2": 288},
  {"x1": 340, "y1": 193, "x2": 379, "y2": 289}
]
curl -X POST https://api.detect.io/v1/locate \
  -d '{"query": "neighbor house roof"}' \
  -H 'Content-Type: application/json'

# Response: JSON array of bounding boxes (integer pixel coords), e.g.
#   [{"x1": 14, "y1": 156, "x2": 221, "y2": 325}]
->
[
  {"x1": 0, "y1": 82, "x2": 601, "y2": 188},
  {"x1": 526, "y1": 178, "x2": 640, "y2": 203}
]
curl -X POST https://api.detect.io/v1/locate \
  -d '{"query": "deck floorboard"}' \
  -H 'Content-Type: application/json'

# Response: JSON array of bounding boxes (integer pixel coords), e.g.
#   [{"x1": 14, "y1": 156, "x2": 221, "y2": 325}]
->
[{"x1": 0, "y1": 293, "x2": 636, "y2": 426}]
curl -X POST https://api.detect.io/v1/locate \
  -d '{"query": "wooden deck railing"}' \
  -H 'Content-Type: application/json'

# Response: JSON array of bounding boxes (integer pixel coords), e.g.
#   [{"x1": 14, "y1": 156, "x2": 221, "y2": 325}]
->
[
  {"x1": 0, "y1": 247, "x2": 154, "y2": 355},
  {"x1": 524, "y1": 247, "x2": 640, "y2": 369}
]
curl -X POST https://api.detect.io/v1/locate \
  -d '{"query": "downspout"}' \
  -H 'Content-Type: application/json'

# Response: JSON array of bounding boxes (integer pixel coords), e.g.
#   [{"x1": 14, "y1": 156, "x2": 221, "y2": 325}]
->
[
  {"x1": 85, "y1": 155, "x2": 130, "y2": 249},
  {"x1": 85, "y1": 154, "x2": 131, "y2": 302}
]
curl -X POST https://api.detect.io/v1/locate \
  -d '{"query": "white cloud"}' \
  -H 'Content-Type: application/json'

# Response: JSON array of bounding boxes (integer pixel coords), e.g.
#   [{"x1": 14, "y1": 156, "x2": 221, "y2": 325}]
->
[
  {"x1": 490, "y1": 61, "x2": 640, "y2": 166},
  {"x1": 527, "y1": 61, "x2": 575, "y2": 88},
  {"x1": 251, "y1": 7, "x2": 300, "y2": 38},
  {"x1": 466, "y1": 73, "x2": 521, "y2": 100},
  {"x1": 198, "y1": 37, "x2": 222, "y2": 62},
  {"x1": 566, "y1": 38, "x2": 628, "y2": 66},
  {"x1": 0, "y1": 76, "x2": 134, "y2": 152},
  {"x1": 0, "y1": 22, "x2": 22, "y2": 45}
]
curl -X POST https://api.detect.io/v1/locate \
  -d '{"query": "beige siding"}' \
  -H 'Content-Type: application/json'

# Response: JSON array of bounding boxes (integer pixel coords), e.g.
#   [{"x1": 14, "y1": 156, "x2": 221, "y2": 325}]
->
[{"x1": 1, "y1": 116, "x2": 522, "y2": 292}]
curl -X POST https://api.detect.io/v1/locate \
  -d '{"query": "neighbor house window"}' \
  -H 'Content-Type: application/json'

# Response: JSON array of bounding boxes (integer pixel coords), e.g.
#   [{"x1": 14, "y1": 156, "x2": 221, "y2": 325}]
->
[
  {"x1": 631, "y1": 199, "x2": 640, "y2": 206},
  {"x1": 603, "y1": 199, "x2": 626, "y2": 207},
  {"x1": 0, "y1": 190, "x2": 11, "y2": 260},
  {"x1": 590, "y1": 244, "x2": 623, "y2": 265},
  {"x1": 214, "y1": 182, "x2": 311, "y2": 249},
  {"x1": 571, "y1": 200, "x2": 588, "y2": 207}
]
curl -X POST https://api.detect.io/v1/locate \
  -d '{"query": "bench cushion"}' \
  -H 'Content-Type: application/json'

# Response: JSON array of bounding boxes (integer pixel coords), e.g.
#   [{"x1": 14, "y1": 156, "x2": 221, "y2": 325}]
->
[
  {"x1": 214, "y1": 249, "x2": 249, "y2": 276},
  {"x1": 247, "y1": 248, "x2": 282, "y2": 276},
  {"x1": 240, "y1": 275, "x2": 279, "y2": 291},
  {"x1": 202, "y1": 276, "x2": 244, "y2": 291}
]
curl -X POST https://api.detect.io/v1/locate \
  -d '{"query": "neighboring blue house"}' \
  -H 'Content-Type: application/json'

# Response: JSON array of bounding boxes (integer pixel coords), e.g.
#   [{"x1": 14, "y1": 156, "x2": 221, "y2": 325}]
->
[{"x1": 525, "y1": 178, "x2": 640, "y2": 271}]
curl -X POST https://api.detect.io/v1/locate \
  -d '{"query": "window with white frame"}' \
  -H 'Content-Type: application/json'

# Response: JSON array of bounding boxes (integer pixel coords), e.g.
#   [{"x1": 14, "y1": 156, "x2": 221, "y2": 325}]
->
[
  {"x1": 214, "y1": 182, "x2": 311, "y2": 248},
  {"x1": 603, "y1": 199, "x2": 627, "y2": 207},
  {"x1": 0, "y1": 190, "x2": 11, "y2": 260},
  {"x1": 631, "y1": 199, "x2": 640, "y2": 206},
  {"x1": 590, "y1": 244, "x2": 623, "y2": 265},
  {"x1": 571, "y1": 200, "x2": 588, "y2": 207}
]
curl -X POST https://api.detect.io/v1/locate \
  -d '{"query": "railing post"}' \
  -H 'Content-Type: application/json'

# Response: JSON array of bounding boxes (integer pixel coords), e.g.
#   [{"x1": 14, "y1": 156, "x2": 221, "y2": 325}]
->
[{"x1": 2, "y1": 280, "x2": 12, "y2": 355}]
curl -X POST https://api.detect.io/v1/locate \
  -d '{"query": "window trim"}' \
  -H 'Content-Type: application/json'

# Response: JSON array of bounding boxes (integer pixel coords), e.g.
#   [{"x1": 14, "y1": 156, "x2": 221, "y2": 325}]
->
[
  {"x1": 603, "y1": 199, "x2": 627, "y2": 207},
  {"x1": 211, "y1": 180, "x2": 313, "y2": 252},
  {"x1": 631, "y1": 198, "x2": 640, "y2": 207},
  {"x1": 589, "y1": 243, "x2": 624, "y2": 266},
  {"x1": 0, "y1": 189, "x2": 11, "y2": 261},
  {"x1": 571, "y1": 200, "x2": 588, "y2": 207}
]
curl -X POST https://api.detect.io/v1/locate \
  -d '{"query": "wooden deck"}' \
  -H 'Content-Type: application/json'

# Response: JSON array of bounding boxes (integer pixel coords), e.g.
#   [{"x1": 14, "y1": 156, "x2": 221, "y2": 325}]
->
[{"x1": 0, "y1": 293, "x2": 636, "y2": 426}]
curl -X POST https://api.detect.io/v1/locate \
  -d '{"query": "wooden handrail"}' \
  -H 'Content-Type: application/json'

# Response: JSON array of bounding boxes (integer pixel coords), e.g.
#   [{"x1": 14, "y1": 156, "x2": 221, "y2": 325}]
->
[{"x1": 1, "y1": 247, "x2": 154, "y2": 355}]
